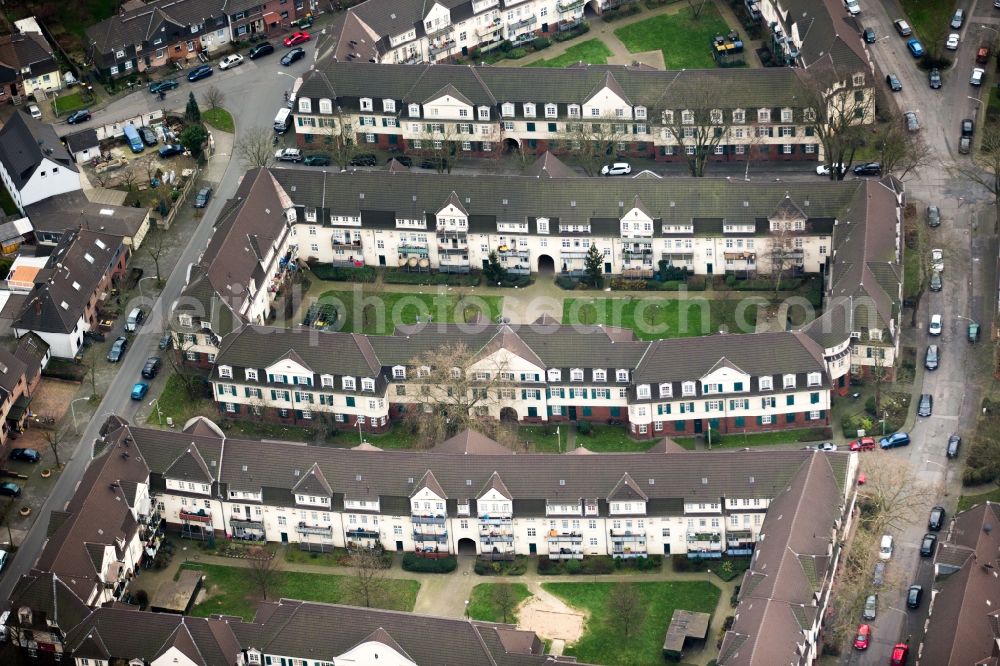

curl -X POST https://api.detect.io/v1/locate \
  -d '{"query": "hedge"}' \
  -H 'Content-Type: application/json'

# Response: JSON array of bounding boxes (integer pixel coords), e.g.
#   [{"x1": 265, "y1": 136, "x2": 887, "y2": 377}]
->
[
  {"x1": 308, "y1": 264, "x2": 376, "y2": 283},
  {"x1": 383, "y1": 270, "x2": 481, "y2": 286},
  {"x1": 42, "y1": 358, "x2": 86, "y2": 382},
  {"x1": 552, "y1": 22, "x2": 590, "y2": 42},
  {"x1": 402, "y1": 553, "x2": 457, "y2": 573},
  {"x1": 556, "y1": 276, "x2": 581, "y2": 290},
  {"x1": 537, "y1": 554, "x2": 661, "y2": 575},
  {"x1": 474, "y1": 556, "x2": 529, "y2": 576}
]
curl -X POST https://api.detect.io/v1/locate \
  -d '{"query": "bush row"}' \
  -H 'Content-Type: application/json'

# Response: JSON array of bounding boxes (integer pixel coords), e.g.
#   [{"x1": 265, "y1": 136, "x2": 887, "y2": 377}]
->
[
  {"x1": 308, "y1": 264, "x2": 376, "y2": 283},
  {"x1": 602, "y1": 3, "x2": 642, "y2": 21},
  {"x1": 537, "y1": 554, "x2": 662, "y2": 575},
  {"x1": 402, "y1": 553, "x2": 457, "y2": 573},
  {"x1": 383, "y1": 269, "x2": 481, "y2": 286},
  {"x1": 552, "y1": 22, "x2": 591, "y2": 42},
  {"x1": 474, "y1": 556, "x2": 529, "y2": 576}
]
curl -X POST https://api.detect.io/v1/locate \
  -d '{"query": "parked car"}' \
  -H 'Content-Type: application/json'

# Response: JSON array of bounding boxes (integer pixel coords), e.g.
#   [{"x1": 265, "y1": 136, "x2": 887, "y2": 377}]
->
[
  {"x1": 927, "y1": 205, "x2": 941, "y2": 227},
  {"x1": 894, "y1": 19, "x2": 912, "y2": 36},
  {"x1": 972, "y1": 67, "x2": 986, "y2": 86},
  {"x1": 929, "y1": 505, "x2": 946, "y2": 531},
  {"x1": 601, "y1": 162, "x2": 632, "y2": 176},
  {"x1": 907, "y1": 38, "x2": 925, "y2": 57},
  {"x1": 853, "y1": 624, "x2": 871, "y2": 650},
  {"x1": 850, "y1": 436, "x2": 876, "y2": 451},
  {"x1": 947, "y1": 433, "x2": 961, "y2": 458},
  {"x1": 969, "y1": 321, "x2": 981, "y2": 342},
  {"x1": 862, "y1": 27, "x2": 876, "y2": 43},
  {"x1": 281, "y1": 47, "x2": 306, "y2": 66},
  {"x1": 248, "y1": 42, "x2": 274, "y2": 59},
  {"x1": 67, "y1": 109, "x2": 91, "y2": 124},
  {"x1": 853, "y1": 162, "x2": 881, "y2": 176},
  {"x1": 159, "y1": 332, "x2": 173, "y2": 350},
  {"x1": 918, "y1": 393, "x2": 933, "y2": 417},
  {"x1": 929, "y1": 68, "x2": 942, "y2": 89},
  {"x1": 303, "y1": 154, "x2": 331, "y2": 166},
  {"x1": 187, "y1": 64, "x2": 213, "y2": 82},
  {"x1": 149, "y1": 79, "x2": 179, "y2": 94},
  {"x1": 131, "y1": 382, "x2": 149, "y2": 400},
  {"x1": 929, "y1": 270, "x2": 942, "y2": 292},
  {"x1": 0, "y1": 482, "x2": 21, "y2": 497},
  {"x1": 920, "y1": 533, "x2": 937, "y2": 557},
  {"x1": 816, "y1": 163, "x2": 845, "y2": 176},
  {"x1": 962, "y1": 118, "x2": 975, "y2": 137},
  {"x1": 872, "y1": 561, "x2": 886, "y2": 586},
  {"x1": 891, "y1": 643, "x2": 910, "y2": 666},
  {"x1": 931, "y1": 248, "x2": 944, "y2": 272},
  {"x1": 9, "y1": 448, "x2": 40, "y2": 463},
  {"x1": 388, "y1": 155, "x2": 413, "y2": 167},
  {"x1": 844, "y1": 0, "x2": 860, "y2": 15},
  {"x1": 27, "y1": 104, "x2": 41, "y2": 120},
  {"x1": 960, "y1": 135, "x2": 972, "y2": 154},
  {"x1": 142, "y1": 356, "x2": 162, "y2": 378},
  {"x1": 879, "y1": 534, "x2": 893, "y2": 560},
  {"x1": 420, "y1": 157, "x2": 448, "y2": 170},
  {"x1": 947, "y1": 32, "x2": 960, "y2": 50},
  {"x1": 879, "y1": 432, "x2": 911, "y2": 449},
  {"x1": 863, "y1": 594, "x2": 878, "y2": 620},
  {"x1": 219, "y1": 54, "x2": 244, "y2": 70},
  {"x1": 904, "y1": 111, "x2": 919, "y2": 132},
  {"x1": 929, "y1": 313, "x2": 942, "y2": 336},
  {"x1": 125, "y1": 307, "x2": 144, "y2": 332},
  {"x1": 275, "y1": 148, "x2": 303, "y2": 162},
  {"x1": 818, "y1": 442, "x2": 837, "y2": 452},
  {"x1": 349, "y1": 153, "x2": 377, "y2": 167},
  {"x1": 107, "y1": 336, "x2": 128, "y2": 362},
  {"x1": 886, "y1": 73, "x2": 902, "y2": 91},
  {"x1": 138, "y1": 126, "x2": 157, "y2": 147},
  {"x1": 906, "y1": 584, "x2": 923, "y2": 609},
  {"x1": 979, "y1": 46, "x2": 991, "y2": 64},
  {"x1": 951, "y1": 8, "x2": 965, "y2": 29},
  {"x1": 194, "y1": 186, "x2": 212, "y2": 208},
  {"x1": 284, "y1": 31, "x2": 310, "y2": 47},
  {"x1": 158, "y1": 144, "x2": 185, "y2": 158},
  {"x1": 925, "y1": 344, "x2": 939, "y2": 370}
]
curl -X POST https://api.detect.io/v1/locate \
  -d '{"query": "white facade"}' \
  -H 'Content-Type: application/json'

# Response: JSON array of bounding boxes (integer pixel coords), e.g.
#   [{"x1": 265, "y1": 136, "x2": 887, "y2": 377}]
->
[
  {"x1": 0, "y1": 155, "x2": 81, "y2": 213},
  {"x1": 13, "y1": 315, "x2": 86, "y2": 360}
]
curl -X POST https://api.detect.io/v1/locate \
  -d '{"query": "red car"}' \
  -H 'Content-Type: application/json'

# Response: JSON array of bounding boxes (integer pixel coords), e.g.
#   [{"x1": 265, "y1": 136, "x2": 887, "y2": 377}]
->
[
  {"x1": 853, "y1": 624, "x2": 871, "y2": 650},
  {"x1": 850, "y1": 437, "x2": 876, "y2": 451},
  {"x1": 284, "y1": 31, "x2": 310, "y2": 47},
  {"x1": 890, "y1": 642, "x2": 909, "y2": 665}
]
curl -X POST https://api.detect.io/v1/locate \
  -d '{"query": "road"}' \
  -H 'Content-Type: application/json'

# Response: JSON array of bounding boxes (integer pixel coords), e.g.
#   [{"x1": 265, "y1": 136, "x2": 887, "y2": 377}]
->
[
  {"x1": 841, "y1": 0, "x2": 998, "y2": 664},
  {"x1": 0, "y1": 35, "x2": 331, "y2": 606}
]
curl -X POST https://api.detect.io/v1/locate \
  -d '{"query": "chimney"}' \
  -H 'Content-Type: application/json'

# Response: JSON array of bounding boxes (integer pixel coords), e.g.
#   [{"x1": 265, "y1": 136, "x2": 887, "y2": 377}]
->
[{"x1": 34, "y1": 300, "x2": 41, "y2": 316}]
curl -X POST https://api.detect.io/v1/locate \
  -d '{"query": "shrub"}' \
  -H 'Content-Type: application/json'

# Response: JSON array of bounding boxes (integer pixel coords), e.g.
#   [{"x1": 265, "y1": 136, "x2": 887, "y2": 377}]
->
[
  {"x1": 531, "y1": 37, "x2": 552, "y2": 51},
  {"x1": 564, "y1": 559, "x2": 582, "y2": 574},
  {"x1": 498, "y1": 275, "x2": 532, "y2": 288},
  {"x1": 576, "y1": 420, "x2": 592, "y2": 435},
  {"x1": 308, "y1": 264, "x2": 376, "y2": 282},
  {"x1": 383, "y1": 270, "x2": 480, "y2": 286},
  {"x1": 556, "y1": 276, "x2": 580, "y2": 290},
  {"x1": 473, "y1": 556, "x2": 529, "y2": 576},
  {"x1": 553, "y1": 22, "x2": 590, "y2": 42},
  {"x1": 671, "y1": 555, "x2": 691, "y2": 572},
  {"x1": 507, "y1": 48, "x2": 528, "y2": 59},
  {"x1": 687, "y1": 275, "x2": 707, "y2": 291},
  {"x1": 602, "y1": 4, "x2": 641, "y2": 21},
  {"x1": 42, "y1": 358, "x2": 86, "y2": 381},
  {"x1": 402, "y1": 553, "x2": 457, "y2": 573},
  {"x1": 610, "y1": 278, "x2": 646, "y2": 290},
  {"x1": 645, "y1": 280, "x2": 681, "y2": 291},
  {"x1": 725, "y1": 273, "x2": 737, "y2": 287}
]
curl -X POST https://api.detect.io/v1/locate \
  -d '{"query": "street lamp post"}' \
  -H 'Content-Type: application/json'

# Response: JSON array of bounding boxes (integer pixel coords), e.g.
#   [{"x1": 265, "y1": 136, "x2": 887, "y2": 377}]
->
[
  {"x1": 70, "y1": 396, "x2": 90, "y2": 434},
  {"x1": 138, "y1": 275, "x2": 158, "y2": 301},
  {"x1": 149, "y1": 398, "x2": 164, "y2": 426}
]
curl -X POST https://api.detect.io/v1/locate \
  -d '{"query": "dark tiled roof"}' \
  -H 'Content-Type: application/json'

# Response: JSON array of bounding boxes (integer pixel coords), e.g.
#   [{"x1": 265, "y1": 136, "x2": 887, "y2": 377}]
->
[
  {"x1": 432, "y1": 429, "x2": 514, "y2": 455},
  {"x1": 26, "y1": 191, "x2": 148, "y2": 240},
  {"x1": 523, "y1": 151, "x2": 579, "y2": 179},
  {"x1": 0, "y1": 31, "x2": 57, "y2": 79},
  {"x1": 14, "y1": 330, "x2": 49, "y2": 376},
  {"x1": 7, "y1": 571, "x2": 92, "y2": 635},
  {"x1": 63, "y1": 128, "x2": 100, "y2": 154},
  {"x1": 85, "y1": 0, "x2": 228, "y2": 59},
  {"x1": 0, "y1": 346, "x2": 27, "y2": 393},
  {"x1": 0, "y1": 110, "x2": 77, "y2": 190}
]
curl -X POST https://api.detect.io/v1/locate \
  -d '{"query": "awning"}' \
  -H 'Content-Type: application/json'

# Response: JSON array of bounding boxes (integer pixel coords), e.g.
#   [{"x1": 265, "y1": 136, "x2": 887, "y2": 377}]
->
[{"x1": 263, "y1": 11, "x2": 279, "y2": 24}]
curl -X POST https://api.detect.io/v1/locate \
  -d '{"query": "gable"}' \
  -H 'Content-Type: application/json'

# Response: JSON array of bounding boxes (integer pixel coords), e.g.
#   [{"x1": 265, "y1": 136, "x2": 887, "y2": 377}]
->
[
  {"x1": 470, "y1": 348, "x2": 543, "y2": 375},
  {"x1": 336, "y1": 640, "x2": 415, "y2": 666},
  {"x1": 436, "y1": 203, "x2": 467, "y2": 218},
  {"x1": 411, "y1": 486, "x2": 445, "y2": 503},
  {"x1": 423, "y1": 2, "x2": 451, "y2": 25},
  {"x1": 478, "y1": 488, "x2": 510, "y2": 503},
  {"x1": 151, "y1": 645, "x2": 202, "y2": 666},
  {"x1": 622, "y1": 207, "x2": 652, "y2": 223},
  {"x1": 582, "y1": 87, "x2": 630, "y2": 116},
  {"x1": 700, "y1": 365, "x2": 749, "y2": 384},
  {"x1": 265, "y1": 358, "x2": 313, "y2": 378},
  {"x1": 423, "y1": 94, "x2": 472, "y2": 117}
]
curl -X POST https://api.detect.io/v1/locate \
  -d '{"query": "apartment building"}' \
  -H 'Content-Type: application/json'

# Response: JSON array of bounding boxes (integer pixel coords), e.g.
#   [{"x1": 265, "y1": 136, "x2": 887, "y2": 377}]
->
[
  {"x1": 0, "y1": 18, "x2": 64, "y2": 103},
  {"x1": 293, "y1": 60, "x2": 873, "y2": 162}
]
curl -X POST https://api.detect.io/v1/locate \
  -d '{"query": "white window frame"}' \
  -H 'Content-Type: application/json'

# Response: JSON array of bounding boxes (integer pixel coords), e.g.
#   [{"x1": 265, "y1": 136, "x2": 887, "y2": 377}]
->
[{"x1": 343, "y1": 377, "x2": 356, "y2": 391}]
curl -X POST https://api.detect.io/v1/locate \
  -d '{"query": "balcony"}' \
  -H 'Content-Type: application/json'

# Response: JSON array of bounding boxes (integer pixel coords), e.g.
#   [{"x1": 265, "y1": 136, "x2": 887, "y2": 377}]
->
[
  {"x1": 297, "y1": 522, "x2": 333, "y2": 537},
  {"x1": 426, "y1": 23, "x2": 454, "y2": 40},
  {"x1": 230, "y1": 518, "x2": 265, "y2": 540},
  {"x1": 550, "y1": 548, "x2": 584, "y2": 560},
  {"x1": 476, "y1": 21, "x2": 502, "y2": 40},
  {"x1": 561, "y1": 250, "x2": 589, "y2": 260},
  {"x1": 179, "y1": 509, "x2": 212, "y2": 523},
  {"x1": 398, "y1": 244, "x2": 429, "y2": 257},
  {"x1": 661, "y1": 253, "x2": 694, "y2": 264},
  {"x1": 497, "y1": 246, "x2": 529, "y2": 260},
  {"x1": 612, "y1": 546, "x2": 647, "y2": 559},
  {"x1": 332, "y1": 238, "x2": 362, "y2": 249},
  {"x1": 413, "y1": 531, "x2": 449, "y2": 544},
  {"x1": 558, "y1": 0, "x2": 584, "y2": 11},
  {"x1": 480, "y1": 515, "x2": 513, "y2": 524},
  {"x1": 412, "y1": 515, "x2": 447, "y2": 526},
  {"x1": 726, "y1": 529, "x2": 755, "y2": 556},
  {"x1": 548, "y1": 531, "x2": 583, "y2": 544},
  {"x1": 610, "y1": 530, "x2": 647, "y2": 543},
  {"x1": 508, "y1": 15, "x2": 537, "y2": 33},
  {"x1": 429, "y1": 39, "x2": 456, "y2": 58},
  {"x1": 481, "y1": 533, "x2": 514, "y2": 545},
  {"x1": 345, "y1": 527, "x2": 379, "y2": 540}
]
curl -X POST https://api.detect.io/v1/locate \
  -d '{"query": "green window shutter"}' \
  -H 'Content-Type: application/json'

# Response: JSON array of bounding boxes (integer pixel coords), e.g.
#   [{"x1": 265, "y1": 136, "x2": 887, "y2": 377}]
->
[
  {"x1": 270, "y1": 389, "x2": 277, "y2": 400},
  {"x1": 805, "y1": 127, "x2": 814, "y2": 136},
  {"x1": 546, "y1": 388, "x2": 551, "y2": 398},
  {"x1": 676, "y1": 420, "x2": 685, "y2": 432},
  {"x1": 811, "y1": 392, "x2": 819, "y2": 404},
  {"x1": 520, "y1": 373, "x2": 526, "y2": 381},
  {"x1": 521, "y1": 389, "x2": 527, "y2": 400},
  {"x1": 611, "y1": 407, "x2": 620, "y2": 417},
  {"x1": 346, "y1": 397, "x2": 355, "y2": 407},
  {"x1": 591, "y1": 389, "x2": 598, "y2": 399},
  {"x1": 819, "y1": 410, "x2": 826, "y2": 419},
  {"x1": 528, "y1": 407, "x2": 538, "y2": 417},
  {"x1": 729, "y1": 399, "x2": 735, "y2": 411},
  {"x1": 735, "y1": 416, "x2": 744, "y2": 427},
  {"x1": 244, "y1": 387, "x2": 251, "y2": 397},
  {"x1": 582, "y1": 406, "x2": 592, "y2": 417},
  {"x1": 786, "y1": 395, "x2": 794, "y2": 406},
  {"x1": 217, "y1": 384, "x2": 223, "y2": 395},
  {"x1": 790, "y1": 127, "x2": 796, "y2": 137},
  {"x1": 787, "y1": 413, "x2": 795, "y2": 423},
  {"x1": 734, "y1": 382, "x2": 743, "y2": 391},
  {"x1": 233, "y1": 404, "x2": 240, "y2": 415},
  {"x1": 657, "y1": 404, "x2": 663, "y2": 415},
  {"x1": 547, "y1": 406, "x2": 553, "y2": 416},
  {"x1": 756, "y1": 416, "x2": 763, "y2": 425},
  {"x1": 665, "y1": 404, "x2": 671, "y2": 414}
]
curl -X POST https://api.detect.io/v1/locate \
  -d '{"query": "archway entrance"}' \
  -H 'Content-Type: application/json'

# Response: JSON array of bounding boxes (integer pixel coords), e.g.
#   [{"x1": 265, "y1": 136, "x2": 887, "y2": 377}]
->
[
  {"x1": 457, "y1": 537, "x2": 477, "y2": 556},
  {"x1": 502, "y1": 137, "x2": 520, "y2": 154},
  {"x1": 500, "y1": 407, "x2": 519, "y2": 423},
  {"x1": 537, "y1": 254, "x2": 555, "y2": 274}
]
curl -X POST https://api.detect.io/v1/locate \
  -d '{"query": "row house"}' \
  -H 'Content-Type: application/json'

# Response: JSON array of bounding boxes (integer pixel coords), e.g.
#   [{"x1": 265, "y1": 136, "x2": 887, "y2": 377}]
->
[
  {"x1": 333, "y1": 0, "x2": 587, "y2": 67},
  {"x1": 206, "y1": 322, "x2": 833, "y2": 438},
  {"x1": 293, "y1": 61, "x2": 873, "y2": 162},
  {"x1": 113, "y1": 417, "x2": 857, "y2": 565},
  {"x1": 0, "y1": 18, "x2": 64, "y2": 103},
  {"x1": 85, "y1": 0, "x2": 312, "y2": 80}
]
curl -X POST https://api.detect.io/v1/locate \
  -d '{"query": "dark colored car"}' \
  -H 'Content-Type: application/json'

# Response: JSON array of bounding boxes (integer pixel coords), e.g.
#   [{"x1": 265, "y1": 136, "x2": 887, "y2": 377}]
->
[
  {"x1": 879, "y1": 432, "x2": 911, "y2": 449},
  {"x1": 920, "y1": 533, "x2": 937, "y2": 557},
  {"x1": 149, "y1": 79, "x2": 179, "y2": 94},
  {"x1": 947, "y1": 433, "x2": 961, "y2": 458},
  {"x1": 929, "y1": 271, "x2": 942, "y2": 292},
  {"x1": 187, "y1": 64, "x2": 213, "y2": 82},
  {"x1": 388, "y1": 155, "x2": 413, "y2": 167},
  {"x1": 918, "y1": 393, "x2": 933, "y2": 417},
  {"x1": 962, "y1": 118, "x2": 975, "y2": 137},
  {"x1": 0, "y1": 482, "x2": 21, "y2": 497},
  {"x1": 303, "y1": 154, "x2": 331, "y2": 166},
  {"x1": 925, "y1": 344, "x2": 939, "y2": 370},
  {"x1": 862, "y1": 27, "x2": 876, "y2": 43},
  {"x1": 929, "y1": 68, "x2": 942, "y2": 89},
  {"x1": 420, "y1": 157, "x2": 449, "y2": 170},
  {"x1": 853, "y1": 162, "x2": 882, "y2": 176},
  {"x1": 142, "y1": 356, "x2": 162, "y2": 379},
  {"x1": 349, "y1": 153, "x2": 377, "y2": 167},
  {"x1": 863, "y1": 594, "x2": 878, "y2": 620},
  {"x1": 138, "y1": 126, "x2": 158, "y2": 147},
  {"x1": 872, "y1": 561, "x2": 886, "y2": 587},
  {"x1": 248, "y1": 42, "x2": 275, "y2": 59},
  {"x1": 281, "y1": 47, "x2": 306, "y2": 66},
  {"x1": 194, "y1": 186, "x2": 212, "y2": 208},
  {"x1": 886, "y1": 73, "x2": 902, "y2": 92},
  {"x1": 107, "y1": 336, "x2": 128, "y2": 363},
  {"x1": 927, "y1": 205, "x2": 941, "y2": 227},
  {"x1": 951, "y1": 8, "x2": 965, "y2": 29},
  {"x1": 158, "y1": 144, "x2": 185, "y2": 158},
  {"x1": 929, "y1": 505, "x2": 946, "y2": 531},
  {"x1": 9, "y1": 448, "x2": 40, "y2": 463},
  {"x1": 159, "y1": 332, "x2": 173, "y2": 350},
  {"x1": 67, "y1": 109, "x2": 91, "y2": 124},
  {"x1": 906, "y1": 584, "x2": 923, "y2": 609}
]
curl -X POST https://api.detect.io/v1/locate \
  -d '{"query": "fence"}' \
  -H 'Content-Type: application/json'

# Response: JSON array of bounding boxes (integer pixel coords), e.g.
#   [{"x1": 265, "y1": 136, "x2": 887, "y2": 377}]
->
[
  {"x1": 153, "y1": 167, "x2": 200, "y2": 230},
  {"x1": 94, "y1": 110, "x2": 166, "y2": 141}
]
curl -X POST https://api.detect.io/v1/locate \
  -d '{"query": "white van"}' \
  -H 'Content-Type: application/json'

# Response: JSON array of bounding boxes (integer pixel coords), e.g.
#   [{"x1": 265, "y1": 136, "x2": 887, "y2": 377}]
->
[
  {"x1": 125, "y1": 307, "x2": 145, "y2": 332},
  {"x1": 879, "y1": 534, "x2": 893, "y2": 560},
  {"x1": 273, "y1": 107, "x2": 292, "y2": 134}
]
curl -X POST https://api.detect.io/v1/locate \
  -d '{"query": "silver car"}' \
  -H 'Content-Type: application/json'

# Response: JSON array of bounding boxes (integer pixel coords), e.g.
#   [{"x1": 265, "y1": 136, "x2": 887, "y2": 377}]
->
[
  {"x1": 863, "y1": 594, "x2": 877, "y2": 620},
  {"x1": 905, "y1": 111, "x2": 919, "y2": 132}
]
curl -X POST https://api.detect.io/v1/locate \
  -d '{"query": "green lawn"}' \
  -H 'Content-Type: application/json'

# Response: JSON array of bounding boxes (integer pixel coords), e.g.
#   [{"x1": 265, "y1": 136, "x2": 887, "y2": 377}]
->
[
  {"x1": 615, "y1": 6, "x2": 731, "y2": 70},
  {"x1": 958, "y1": 487, "x2": 1000, "y2": 512},
  {"x1": 147, "y1": 374, "x2": 211, "y2": 427},
  {"x1": 545, "y1": 581, "x2": 721, "y2": 665},
  {"x1": 181, "y1": 562, "x2": 419, "y2": 620},
  {"x1": 467, "y1": 583, "x2": 533, "y2": 623},
  {"x1": 522, "y1": 424, "x2": 656, "y2": 453},
  {"x1": 315, "y1": 289, "x2": 503, "y2": 336},
  {"x1": 526, "y1": 39, "x2": 614, "y2": 68},
  {"x1": 673, "y1": 427, "x2": 830, "y2": 450},
  {"x1": 562, "y1": 297, "x2": 758, "y2": 340},
  {"x1": 318, "y1": 422, "x2": 421, "y2": 450},
  {"x1": 53, "y1": 91, "x2": 93, "y2": 115},
  {"x1": 901, "y1": 0, "x2": 956, "y2": 41},
  {"x1": 202, "y1": 108, "x2": 235, "y2": 133}
]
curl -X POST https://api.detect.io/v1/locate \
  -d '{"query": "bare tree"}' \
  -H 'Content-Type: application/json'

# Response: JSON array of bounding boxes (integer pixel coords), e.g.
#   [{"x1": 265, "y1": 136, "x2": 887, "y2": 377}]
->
[
  {"x1": 203, "y1": 85, "x2": 225, "y2": 111},
  {"x1": 344, "y1": 547, "x2": 388, "y2": 608},
  {"x1": 2, "y1": 497, "x2": 16, "y2": 547},
  {"x1": 118, "y1": 162, "x2": 138, "y2": 192},
  {"x1": 607, "y1": 583, "x2": 646, "y2": 638},
  {"x1": 416, "y1": 122, "x2": 460, "y2": 173},
  {"x1": 560, "y1": 115, "x2": 632, "y2": 176},
  {"x1": 664, "y1": 101, "x2": 732, "y2": 177},
  {"x1": 42, "y1": 429, "x2": 63, "y2": 469},
  {"x1": 246, "y1": 546, "x2": 281, "y2": 600},
  {"x1": 236, "y1": 126, "x2": 276, "y2": 169},
  {"x1": 686, "y1": 0, "x2": 711, "y2": 18},
  {"x1": 164, "y1": 335, "x2": 210, "y2": 402},
  {"x1": 82, "y1": 353, "x2": 99, "y2": 400},
  {"x1": 807, "y1": 73, "x2": 874, "y2": 180},
  {"x1": 954, "y1": 125, "x2": 1000, "y2": 231},
  {"x1": 825, "y1": 530, "x2": 881, "y2": 647},
  {"x1": 400, "y1": 343, "x2": 516, "y2": 448},
  {"x1": 868, "y1": 344, "x2": 888, "y2": 421},
  {"x1": 766, "y1": 220, "x2": 800, "y2": 295},
  {"x1": 871, "y1": 122, "x2": 931, "y2": 180},
  {"x1": 856, "y1": 463, "x2": 935, "y2": 535},
  {"x1": 143, "y1": 228, "x2": 166, "y2": 285},
  {"x1": 492, "y1": 583, "x2": 517, "y2": 624},
  {"x1": 323, "y1": 109, "x2": 361, "y2": 170}
]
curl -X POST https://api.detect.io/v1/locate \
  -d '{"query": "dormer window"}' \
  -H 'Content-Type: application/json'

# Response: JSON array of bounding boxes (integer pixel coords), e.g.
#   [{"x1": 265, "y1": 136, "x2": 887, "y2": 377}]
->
[
  {"x1": 759, "y1": 376, "x2": 773, "y2": 391},
  {"x1": 361, "y1": 378, "x2": 375, "y2": 392},
  {"x1": 297, "y1": 98, "x2": 311, "y2": 114},
  {"x1": 637, "y1": 384, "x2": 651, "y2": 399},
  {"x1": 544, "y1": 103, "x2": 557, "y2": 118},
  {"x1": 383, "y1": 99, "x2": 396, "y2": 113},
  {"x1": 502, "y1": 102, "x2": 515, "y2": 118},
  {"x1": 393, "y1": 365, "x2": 406, "y2": 379},
  {"x1": 732, "y1": 109, "x2": 745, "y2": 124},
  {"x1": 710, "y1": 109, "x2": 722, "y2": 124},
  {"x1": 343, "y1": 377, "x2": 356, "y2": 391},
  {"x1": 523, "y1": 103, "x2": 536, "y2": 118},
  {"x1": 319, "y1": 98, "x2": 333, "y2": 114},
  {"x1": 570, "y1": 368, "x2": 584, "y2": 382},
  {"x1": 245, "y1": 368, "x2": 258, "y2": 381},
  {"x1": 852, "y1": 73, "x2": 865, "y2": 86},
  {"x1": 780, "y1": 107, "x2": 793, "y2": 122},
  {"x1": 757, "y1": 108, "x2": 771, "y2": 123},
  {"x1": 803, "y1": 108, "x2": 816, "y2": 122},
  {"x1": 616, "y1": 369, "x2": 629, "y2": 382},
  {"x1": 450, "y1": 367, "x2": 462, "y2": 379},
  {"x1": 634, "y1": 106, "x2": 646, "y2": 119},
  {"x1": 658, "y1": 382, "x2": 672, "y2": 398},
  {"x1": 321, "y1": 374, "x2": 334, "y2": 388},
  {"x1": 218, "y1": 365, "x2": 232, "y2": 379},
  {"x1": 681, "y1": 110, "x2": 694, "y2": 124},
  {"x1": 478, "y1": 106, "x2": 490, "y2": 120},
  {"x1": 408, "y1": 103, "x2": 421, "y2": 118},
  {"x1": 662, "y1": 110, "x2": 674, "y2": 124},
  {"x1": 547, "y1": 369, "x2": 561, "y2": 382},
  {"x1": 782, "y1": 374, "x2": 796, "y2": 389},
  {"x1": 178, "y1": 314, "x2": 193, "y2": 327},
  {"x1": 682, "y1": 381, "x2": 696, "y2": 397},
  {"x1": 568, "y1": 104, "x2": 580, "y2": 118},
  {"x1": 807, "y1": 372, "x2": 822, "y2": 387},
  {"x1": 593, "y1": 369, "x2": 606, "y2": 383},
  {"x1": 418, "y1": 366, "x2": 431, "y2": 378}
]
